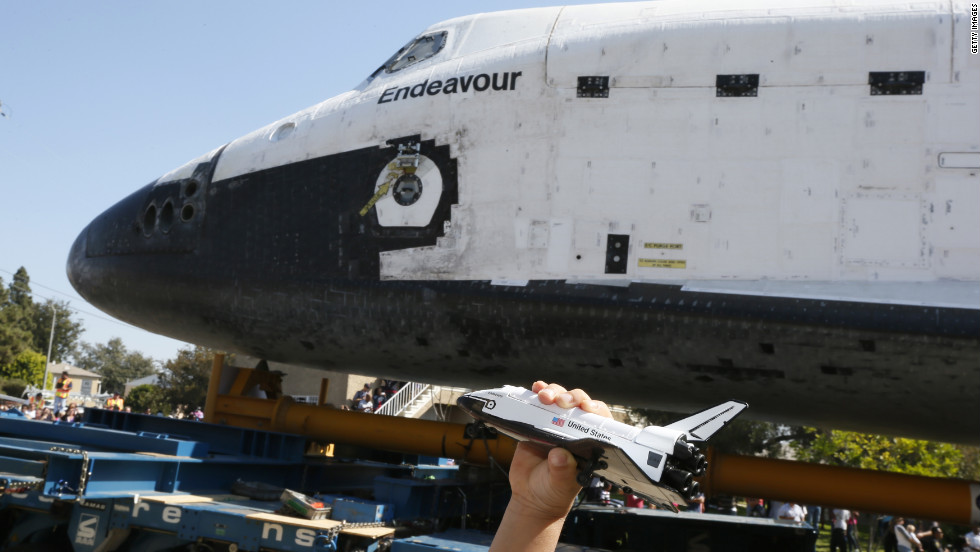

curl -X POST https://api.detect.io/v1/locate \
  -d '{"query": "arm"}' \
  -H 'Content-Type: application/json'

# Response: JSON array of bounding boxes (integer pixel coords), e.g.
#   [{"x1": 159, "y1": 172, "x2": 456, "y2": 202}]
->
[{"x1": 490, "y1": 381, "x2": 612, "y2": 552}]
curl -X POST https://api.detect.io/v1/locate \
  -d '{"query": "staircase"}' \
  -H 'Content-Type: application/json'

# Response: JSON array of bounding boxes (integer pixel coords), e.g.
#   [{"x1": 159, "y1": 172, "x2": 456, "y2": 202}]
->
[
  {"x1": 398, "y1": 388, "x2": 435, "y2": 419},
  {"x1": 374, "y1": 382, "x2": 469, "y2": 419}
]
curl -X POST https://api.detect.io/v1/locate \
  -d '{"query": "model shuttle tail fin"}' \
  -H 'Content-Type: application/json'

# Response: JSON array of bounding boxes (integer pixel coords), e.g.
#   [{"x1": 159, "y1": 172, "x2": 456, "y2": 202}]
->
[{"x1": 664, "y1": 400, "x2": 748, "y2": 442}]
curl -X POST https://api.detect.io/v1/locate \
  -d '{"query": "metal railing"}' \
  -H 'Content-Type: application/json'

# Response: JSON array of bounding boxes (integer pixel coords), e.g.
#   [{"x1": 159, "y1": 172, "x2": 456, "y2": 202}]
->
[{"x1": 374, "y1": 382, "x2": 430, "y2": 417}]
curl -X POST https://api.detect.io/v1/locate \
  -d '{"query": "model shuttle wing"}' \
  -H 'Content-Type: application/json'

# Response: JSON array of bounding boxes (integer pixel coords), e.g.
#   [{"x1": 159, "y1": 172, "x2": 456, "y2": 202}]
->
[
  {"x1": 563, "y1": 438, "x2": 684, "y2": 512},
  {"x1": 664, "y1": 400, "x2": 748, "y2": 442}
]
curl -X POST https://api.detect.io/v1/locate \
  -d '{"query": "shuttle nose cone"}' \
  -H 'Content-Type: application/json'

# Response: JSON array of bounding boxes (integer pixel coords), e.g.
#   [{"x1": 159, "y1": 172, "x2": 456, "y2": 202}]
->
[
  {"x1": 66, "y1": 183, "x2": 160, "y2": 322},
  {"x1": 66, "y1": 226, "x2": 89, "y2": 299},
  {"x1": 66, "y1": 144, "x2": 223, "y2": 336}
]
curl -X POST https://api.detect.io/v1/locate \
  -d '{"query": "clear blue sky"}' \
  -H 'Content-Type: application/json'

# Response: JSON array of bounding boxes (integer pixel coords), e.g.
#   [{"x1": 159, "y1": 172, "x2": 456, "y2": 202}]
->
[{"x1": 0, "y1": 1, "x2": 618, "y2": 362}]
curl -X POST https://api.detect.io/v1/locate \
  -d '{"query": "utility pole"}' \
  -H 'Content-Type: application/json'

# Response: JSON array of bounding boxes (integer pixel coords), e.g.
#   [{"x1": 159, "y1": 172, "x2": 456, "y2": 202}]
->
[{"x1": 41, "y1": 308, "x2": 56, "y2": 392}]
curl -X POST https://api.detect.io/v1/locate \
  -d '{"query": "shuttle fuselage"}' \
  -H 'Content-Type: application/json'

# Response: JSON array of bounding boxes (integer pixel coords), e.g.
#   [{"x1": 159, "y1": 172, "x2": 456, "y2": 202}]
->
[{"x1": 68, "y1": 0, "x2": 980, "y2": 443}]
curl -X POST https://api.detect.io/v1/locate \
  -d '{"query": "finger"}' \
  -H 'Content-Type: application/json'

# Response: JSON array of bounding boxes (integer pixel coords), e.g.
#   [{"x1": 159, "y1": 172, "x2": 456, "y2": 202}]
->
[
  {"x1": 554, "y1": 388, "x2": 590, "y2": 409},
  {"x1": 582, "y1": 399, "x2": 613, "y2": 419},
  {"x1": 536, "y1": 382, "x2": 568, "y2": 404}
]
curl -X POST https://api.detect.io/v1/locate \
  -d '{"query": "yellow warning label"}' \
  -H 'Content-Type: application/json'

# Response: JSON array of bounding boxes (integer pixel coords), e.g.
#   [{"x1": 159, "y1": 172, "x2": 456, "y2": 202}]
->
[
  {"x1": 644, "y1": 242, "x2": 683, "y2": 250},
  {"x1": 638, "y1": 259, "x2": 687, "y2": 269}
]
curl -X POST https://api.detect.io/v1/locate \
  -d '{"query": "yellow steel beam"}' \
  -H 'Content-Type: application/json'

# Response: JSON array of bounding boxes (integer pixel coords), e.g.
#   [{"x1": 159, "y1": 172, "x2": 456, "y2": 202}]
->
[
  {"x1": 202, "y1": 353, "x2": 224, "y2": 424},
  {"x1": 704, "y1": 449, "x2": 980, "y2": 525},
  {"x1": 211, "y1": 393, "x2": 519, "y2": 466}
]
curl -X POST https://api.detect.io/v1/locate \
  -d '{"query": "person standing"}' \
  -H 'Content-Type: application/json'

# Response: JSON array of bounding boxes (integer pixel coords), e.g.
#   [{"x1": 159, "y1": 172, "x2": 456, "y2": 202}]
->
[
  {"x1": 357, "y1": 394, "x2": 373, "y2": 412},
  {"x1": 847, "y1": 511, "x2": 861, "y2": 552},
  {"x1": 830, "y1": 508, "x2": 850, "y2": 552},
  {"x1": 584, "y1": 476, "x2": 603, "y2": 502},
  {"x1": 372, "y1": 389, "x2": 387, "y2": 411},
  {"x1": 919, "y1": 526, "x2": 943, "y2": 551},
  {"x1": 54, "y1": 370, "x2": 72, "y2": 414},
  {"x1": 686, "y1": 491, "x2": 705, "y2": 513},
  {"x1": 882, "y1": 517, "x2": 899, "y2": 552},
  {"x1": 352, "y1": 384, "x2": 371, "y2": 407},
  {"x1": 777, "y1": 502, "x2": 806, "y2": 523},
  {"x1": 893, "y1": 518, "x2": 917, "y2": 552},
  {"x1": 808, "y1": 504, "x2": 824, "y2": 551},
  {"x1": 963, "y1": 525, "x2": 980, "y2": 552}
]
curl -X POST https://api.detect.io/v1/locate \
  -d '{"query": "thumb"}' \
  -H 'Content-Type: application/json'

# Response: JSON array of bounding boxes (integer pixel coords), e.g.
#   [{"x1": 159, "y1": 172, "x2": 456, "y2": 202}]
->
[{"x1": 547, "y1": 447, "x2": 582, "y2": 497}]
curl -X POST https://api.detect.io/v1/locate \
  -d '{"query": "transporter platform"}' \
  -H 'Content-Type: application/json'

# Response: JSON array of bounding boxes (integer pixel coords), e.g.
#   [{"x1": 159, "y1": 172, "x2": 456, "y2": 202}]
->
[
  {"x1": 0, "y1": 407, "x2": 507, "y2": 552},
  {"x1": 0, "y1": 398, "x2": 818, "y2": 551},
  {"x1": 2, "y1": 356, "x2": 971, "y2": 551}
]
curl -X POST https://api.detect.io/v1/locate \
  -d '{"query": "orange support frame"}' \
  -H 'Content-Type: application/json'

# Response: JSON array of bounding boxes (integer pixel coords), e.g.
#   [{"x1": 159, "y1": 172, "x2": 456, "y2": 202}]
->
[
  {"x1": 205, "y1": 359, "x2": 518, "y2": 467},
  {"x1": 704, "y1": 449, "x2": 979, "y2": 525}
]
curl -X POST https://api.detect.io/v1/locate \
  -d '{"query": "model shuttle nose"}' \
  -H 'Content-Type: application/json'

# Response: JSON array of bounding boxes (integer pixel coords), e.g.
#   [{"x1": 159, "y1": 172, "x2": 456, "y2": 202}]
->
[{"x1": 456, "y1": 395, "x2": 486, "y2": 417}]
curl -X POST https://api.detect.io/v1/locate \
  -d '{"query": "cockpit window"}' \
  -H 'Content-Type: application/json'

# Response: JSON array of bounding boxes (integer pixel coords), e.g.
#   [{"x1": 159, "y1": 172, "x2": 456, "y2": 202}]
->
[{"x1": 370, "y1": 31, "x2": 448, "y2": 79}]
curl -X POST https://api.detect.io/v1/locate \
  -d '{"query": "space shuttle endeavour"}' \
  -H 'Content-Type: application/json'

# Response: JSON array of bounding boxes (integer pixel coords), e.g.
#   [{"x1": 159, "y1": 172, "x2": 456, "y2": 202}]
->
[{"x1": 67, "y1": 0, "x2": 979, "y2": 443}]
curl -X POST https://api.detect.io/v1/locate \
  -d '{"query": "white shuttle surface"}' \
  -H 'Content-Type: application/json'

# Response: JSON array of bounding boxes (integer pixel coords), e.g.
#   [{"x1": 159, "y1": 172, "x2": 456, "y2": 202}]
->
[{"x1": 458, "y1": 386, "x2": 747, "y2": 511}]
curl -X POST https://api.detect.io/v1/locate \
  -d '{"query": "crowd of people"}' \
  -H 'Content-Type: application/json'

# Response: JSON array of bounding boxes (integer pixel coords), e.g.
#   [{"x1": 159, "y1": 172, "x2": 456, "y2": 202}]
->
[
  {"x1": 695, "y1": 499, "x2": 978, "y2": 552},
  {"x1": 350, "y1": 380, "x2": 403, "y2": 412},
  {"x1": 1, "y1": 395, "x2": 207, "y2": 421},
  {"x1": 0, "y1": 394, "x2": 84, "y2": 422},
  {"x1": 3, "y1": 367, "x2": 210, "y2": 421},
  {"x1": 730, "y1": 499, "x2": 976, "y2": 552}
]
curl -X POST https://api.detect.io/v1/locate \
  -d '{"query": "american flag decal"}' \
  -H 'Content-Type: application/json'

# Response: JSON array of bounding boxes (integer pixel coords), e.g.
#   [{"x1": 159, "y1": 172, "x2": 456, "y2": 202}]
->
[{"x1": 552, "y1": 417, "x2": 564, "y2": 427}]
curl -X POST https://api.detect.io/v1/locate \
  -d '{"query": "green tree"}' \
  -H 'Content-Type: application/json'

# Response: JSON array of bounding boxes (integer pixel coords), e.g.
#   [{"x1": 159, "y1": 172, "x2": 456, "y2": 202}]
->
[
  {"x1": 74, "y1": 338, "x2": 155, "y2": 394},
  {"x1": 0, "y1": 276, "x2": 34, "y2": 366},
  {"x1": 0, "y1": 378, "x2": 29, "y2": 399},
  {"x1": 126, "y1": 384, "x2": 169, "y2": 414},
  {"x1": 0, "y1": 349, "x2": 46, "y2": 386},
  {"x1": 8, "y1": 267, "x2": 34, "y2": 310},
  {"x1": 159, "y1": 345, "x2": 229, "y2": 411},
  {"x1": 957, "y1": 445, "x2": 980, "y2": 480},
  {"x1": 31, "y1": 299, "x2": 84, "y2": 364},
  {"x1": 7, "y1": 267, "x2": 38, "y2": 340},
  {"x1": 790, "y1": 428, "x2": 964, "y2": 478}
]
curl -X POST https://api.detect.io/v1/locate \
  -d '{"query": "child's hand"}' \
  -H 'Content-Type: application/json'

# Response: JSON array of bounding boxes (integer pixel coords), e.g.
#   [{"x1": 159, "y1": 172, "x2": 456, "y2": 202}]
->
[{"x1": 504, "y1": 381, "x2": 613, "y2": 521}]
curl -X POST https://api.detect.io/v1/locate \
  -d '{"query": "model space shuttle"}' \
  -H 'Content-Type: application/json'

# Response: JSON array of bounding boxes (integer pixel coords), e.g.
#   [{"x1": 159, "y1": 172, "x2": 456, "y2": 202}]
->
[{"x1": 457, "y1": 386, "x2": 747, "y2": 511}]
